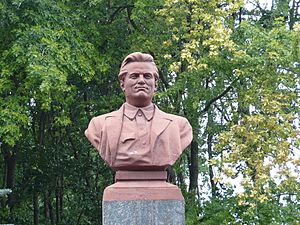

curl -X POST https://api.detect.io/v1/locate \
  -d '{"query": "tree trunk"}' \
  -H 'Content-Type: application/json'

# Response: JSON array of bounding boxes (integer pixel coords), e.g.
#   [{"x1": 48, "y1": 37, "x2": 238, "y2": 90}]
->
[
  {"x1": 44, "y1": 190, "x2": 50, "y2": 219},
  {"x1": 207, "y1": 133, "x2": 217, "y2": 197},
  {"x1": 289, "y1": 0, "x2": 296, "y2": 30},
  {"x1": 60, "y1": 175, "x2": 64, "y2": 219},
  {"x1": 177, "y1": 170, "x2": 187, "y2": 191},
  {"x1": 189, "y1": 140, "x2": 198, "y2": 192},
  {"x1": 2, "y1": 154, "x2": 6, "y2": 188},
  {"x1": 56, "y1": 186, "x2": 61, "y2": 224},
  {"x1": 48, "y1": 190, "x2": 55, "y2": 225},
  {"x1": 33, "y1": 189, "x2": 39, "y2": 225},
  {"x1": 166, "y1": 166, "x2": 176, "y2": 184},
  {"x1": 3, "y1": 145, "x2": 17, "y2": 208}
]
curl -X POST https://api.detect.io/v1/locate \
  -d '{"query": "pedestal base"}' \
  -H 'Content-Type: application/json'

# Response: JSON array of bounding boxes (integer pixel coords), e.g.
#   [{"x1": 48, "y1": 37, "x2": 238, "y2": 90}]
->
[
  {"x1": 103, "y1": 200, "x2": 185, "y2": 225},
  {"x1": 102, "y1": 171, "x2": 185, "y2": 225}
]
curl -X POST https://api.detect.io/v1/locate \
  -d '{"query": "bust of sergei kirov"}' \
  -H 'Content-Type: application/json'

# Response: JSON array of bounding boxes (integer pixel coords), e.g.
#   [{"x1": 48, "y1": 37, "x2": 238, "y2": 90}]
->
[{"x1": 85, "y1": 52, "x2": 193, "y2": 171}]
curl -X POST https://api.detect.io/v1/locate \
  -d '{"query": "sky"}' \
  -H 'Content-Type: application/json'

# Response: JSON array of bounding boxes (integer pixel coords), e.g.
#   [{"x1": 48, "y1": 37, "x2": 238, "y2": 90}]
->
[{"x1": 245, "y1": 0, "x2": 273, "y2": 10}]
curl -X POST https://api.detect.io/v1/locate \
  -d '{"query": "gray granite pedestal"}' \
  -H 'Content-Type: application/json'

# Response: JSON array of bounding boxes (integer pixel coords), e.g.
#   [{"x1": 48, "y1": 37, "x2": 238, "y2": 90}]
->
[{"x1": 103, "y1": 200, "x2": 184, "y2": 225}]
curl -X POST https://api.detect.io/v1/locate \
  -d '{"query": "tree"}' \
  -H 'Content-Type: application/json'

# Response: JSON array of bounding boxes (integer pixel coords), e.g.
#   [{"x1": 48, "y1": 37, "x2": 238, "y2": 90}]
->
[{"x1": 1, "y1": 0, "x2": 299, "y2": 224}]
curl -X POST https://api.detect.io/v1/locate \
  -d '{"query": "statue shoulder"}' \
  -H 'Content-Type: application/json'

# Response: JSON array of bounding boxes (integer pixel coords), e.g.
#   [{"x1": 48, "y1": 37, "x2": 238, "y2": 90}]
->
[
  {"x1": 155, "y1": 107, "x2": 190, "y2": 125},
  {"x1": 90, "y1": 109, "x2": 121, "y2": 123},
  {"x1": 170, "y1": 113, "x2": 189, "y2": 122}
]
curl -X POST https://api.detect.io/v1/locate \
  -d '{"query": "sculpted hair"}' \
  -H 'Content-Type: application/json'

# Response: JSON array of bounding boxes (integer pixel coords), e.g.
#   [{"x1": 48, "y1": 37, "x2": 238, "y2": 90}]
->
[{"x1": 118, "y1": 52, "x2": 159, "y2": 81}]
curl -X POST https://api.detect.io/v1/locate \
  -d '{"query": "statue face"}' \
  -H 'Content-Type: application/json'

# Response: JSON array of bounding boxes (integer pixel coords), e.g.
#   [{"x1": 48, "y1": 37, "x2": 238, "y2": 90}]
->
[{"x1": 120, "y1": 62, "x2": 157, "y2": 107}]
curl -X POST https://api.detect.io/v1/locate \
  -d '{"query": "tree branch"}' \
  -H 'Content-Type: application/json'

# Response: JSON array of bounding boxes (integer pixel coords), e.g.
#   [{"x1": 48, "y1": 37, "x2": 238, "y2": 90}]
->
[
  {"x1": 126, "y1": 6, "x2": 138, "y2": 30},
  {"x1": 201, "y1": 78, "x2": 238, "y2": 113}
]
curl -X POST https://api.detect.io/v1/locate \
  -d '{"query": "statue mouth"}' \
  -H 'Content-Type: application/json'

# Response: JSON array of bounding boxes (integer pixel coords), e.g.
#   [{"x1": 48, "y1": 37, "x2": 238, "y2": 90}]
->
[{"x1": 135, "y1": 86, "x2": 148, "y2": 91}]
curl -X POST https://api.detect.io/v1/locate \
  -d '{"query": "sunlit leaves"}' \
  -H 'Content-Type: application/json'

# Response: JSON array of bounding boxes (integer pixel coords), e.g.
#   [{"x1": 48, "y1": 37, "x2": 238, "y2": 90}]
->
[
  {"x1": 0, "y1": 97, "x2": 28, "y2": 146},
  {"x1": 0, "y1": 0, "x2": 103, "y2": 142},
  {"x1": 215, "y1": 19, "x2": 300, "y2": 222}
]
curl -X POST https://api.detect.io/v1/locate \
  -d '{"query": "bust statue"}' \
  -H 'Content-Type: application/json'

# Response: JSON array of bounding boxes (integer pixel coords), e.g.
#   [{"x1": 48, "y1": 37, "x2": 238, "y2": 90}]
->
[{"x1": 85, "y1": 52, "x2": 192, "y2": 171}]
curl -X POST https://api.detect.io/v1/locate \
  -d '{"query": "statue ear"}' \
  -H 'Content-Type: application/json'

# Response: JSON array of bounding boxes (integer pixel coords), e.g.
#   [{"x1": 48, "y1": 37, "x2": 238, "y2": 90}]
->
[
  {"x1": 120, "y1": 80, "x2": 125, "y2": 91},
  {"x1": 119, "y1": 74, "x2": 126, "y2": 91}
]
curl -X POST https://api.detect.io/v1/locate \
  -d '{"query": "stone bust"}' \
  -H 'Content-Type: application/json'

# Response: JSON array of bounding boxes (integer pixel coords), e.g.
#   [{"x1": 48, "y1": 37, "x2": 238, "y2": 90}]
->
[{"x1": 85, "y1": 52, "x2": 192, "y2": 171}]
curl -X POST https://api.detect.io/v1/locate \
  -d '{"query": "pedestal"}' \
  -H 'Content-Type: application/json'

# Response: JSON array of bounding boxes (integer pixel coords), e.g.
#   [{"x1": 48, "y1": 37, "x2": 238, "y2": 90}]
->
[{"x1": 102, "y1": 171, "x2": 185, "y2": 225}]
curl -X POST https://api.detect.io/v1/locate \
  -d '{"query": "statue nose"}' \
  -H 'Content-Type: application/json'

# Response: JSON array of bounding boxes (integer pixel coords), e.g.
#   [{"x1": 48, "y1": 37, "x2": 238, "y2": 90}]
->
[{"x1": 137, "y1": 74, "x2": 146, "y2": 83}]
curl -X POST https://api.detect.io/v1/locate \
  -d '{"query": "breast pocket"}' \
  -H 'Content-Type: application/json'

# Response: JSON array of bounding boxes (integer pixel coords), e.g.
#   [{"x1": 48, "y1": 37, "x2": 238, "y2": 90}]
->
[{"x1": 120, "y1": 132, "x2": 136, "y2": 143}]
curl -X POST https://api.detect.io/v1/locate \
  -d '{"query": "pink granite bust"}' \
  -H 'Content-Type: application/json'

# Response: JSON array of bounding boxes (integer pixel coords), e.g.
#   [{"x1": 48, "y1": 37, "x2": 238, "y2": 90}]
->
[{"x1": 85, "y1": 52, "x2": 192, "y2": 171}]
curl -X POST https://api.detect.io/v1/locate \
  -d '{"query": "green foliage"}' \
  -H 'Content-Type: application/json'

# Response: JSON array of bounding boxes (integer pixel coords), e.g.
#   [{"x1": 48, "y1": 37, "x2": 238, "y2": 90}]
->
[
  {"x1": 199, "y1": 197, "x2": 237, "y2": 225},
  {"x1": 0, "y1": 0, "x2": 299, "y2": 224},
  {"x1": 184, "y1": 192, "x2": 201, "y2": 225}
]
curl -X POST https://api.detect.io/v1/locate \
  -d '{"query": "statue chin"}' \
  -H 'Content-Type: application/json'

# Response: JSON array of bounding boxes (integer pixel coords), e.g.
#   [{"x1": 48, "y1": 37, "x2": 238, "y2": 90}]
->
[{"x1": 126, "y1": 95, "x2": 152, "y2": 107}]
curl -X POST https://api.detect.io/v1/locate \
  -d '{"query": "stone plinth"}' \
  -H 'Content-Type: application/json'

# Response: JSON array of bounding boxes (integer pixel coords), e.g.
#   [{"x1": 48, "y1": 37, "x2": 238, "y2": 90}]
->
[{"x1": 102, "y1": 171, "x2": 185, "y2": 225}]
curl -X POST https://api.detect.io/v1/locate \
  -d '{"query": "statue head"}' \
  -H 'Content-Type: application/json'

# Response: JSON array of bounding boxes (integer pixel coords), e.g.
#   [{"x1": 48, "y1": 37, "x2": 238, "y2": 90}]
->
[{"x1": 118, "y1": 52, "x2": 159, "y2": 107}]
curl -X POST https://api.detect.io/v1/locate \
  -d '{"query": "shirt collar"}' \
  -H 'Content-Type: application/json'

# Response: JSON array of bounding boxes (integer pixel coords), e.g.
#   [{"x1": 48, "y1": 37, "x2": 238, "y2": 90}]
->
[{"x1": 124, "y1": 103, "x2": 154, "y2": 121}]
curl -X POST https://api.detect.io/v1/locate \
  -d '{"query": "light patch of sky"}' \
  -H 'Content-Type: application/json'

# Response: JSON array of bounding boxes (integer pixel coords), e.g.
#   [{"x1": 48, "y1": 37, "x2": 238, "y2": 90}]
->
[{"x1": 245, "y1": 0, "x2": 273, "y2": 10}]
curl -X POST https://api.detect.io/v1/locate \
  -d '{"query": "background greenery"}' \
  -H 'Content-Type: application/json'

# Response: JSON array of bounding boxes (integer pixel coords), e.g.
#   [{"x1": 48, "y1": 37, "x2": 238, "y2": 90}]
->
[{"x1": 0, "y1": 0, "x2": 299, "y2": 224}]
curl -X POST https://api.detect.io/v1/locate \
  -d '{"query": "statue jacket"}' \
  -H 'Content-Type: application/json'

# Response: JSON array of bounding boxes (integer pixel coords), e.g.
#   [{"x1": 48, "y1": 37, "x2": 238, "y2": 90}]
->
[{"x1": 85, "y1": 104, "x2": 193, "y2": 170}]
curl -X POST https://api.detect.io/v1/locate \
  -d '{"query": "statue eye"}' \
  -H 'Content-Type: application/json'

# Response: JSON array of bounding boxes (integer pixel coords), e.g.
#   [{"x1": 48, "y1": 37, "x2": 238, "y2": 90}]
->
[
  {"x1": 144, "y1": 73, "x2": 153, "y2": 79},
  {"x1": 129, "y1": 73, "x2": 139, "y2": 79}
]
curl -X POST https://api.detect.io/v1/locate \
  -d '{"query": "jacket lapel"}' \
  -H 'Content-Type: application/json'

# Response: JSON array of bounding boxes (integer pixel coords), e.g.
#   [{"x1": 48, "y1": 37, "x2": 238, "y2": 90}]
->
[{"x1": 150, "y1": 106, "x2": 172, "y2": 148}]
